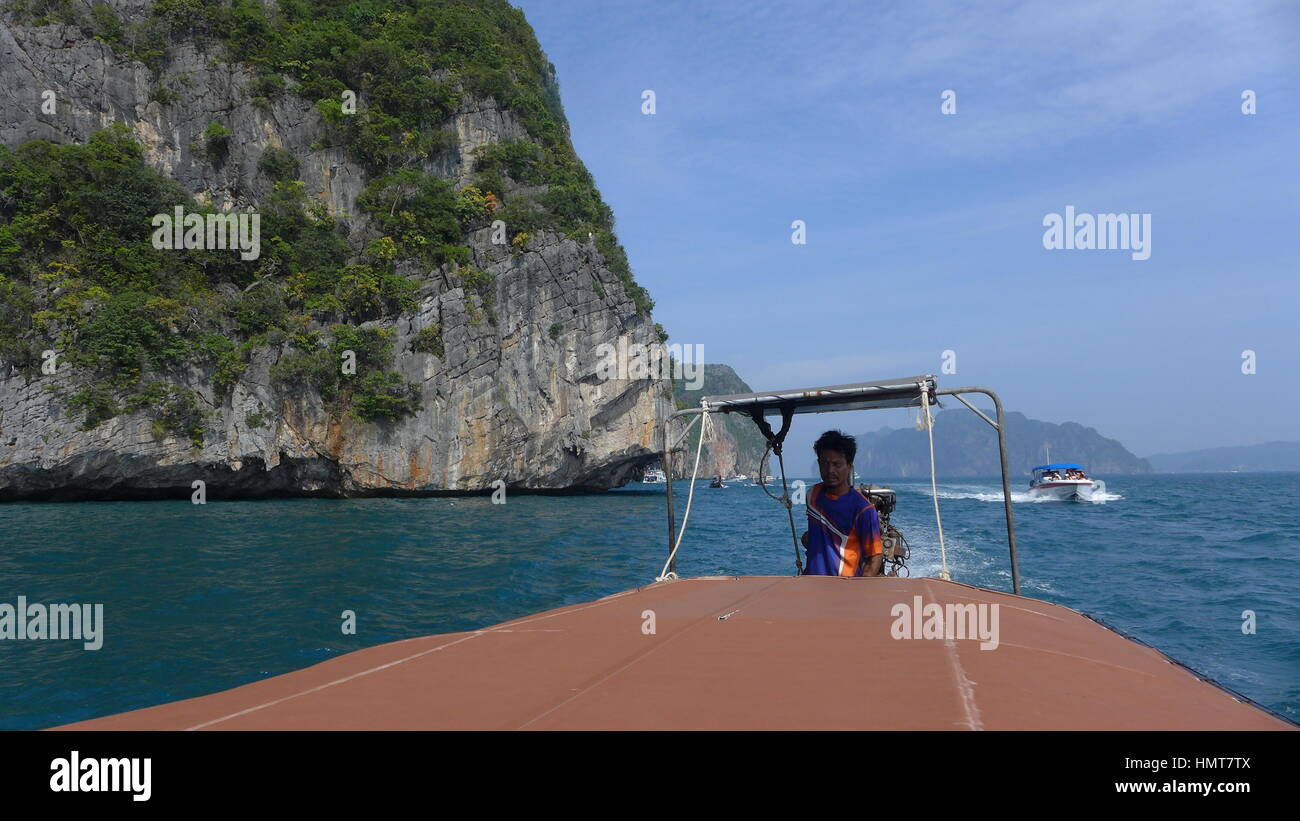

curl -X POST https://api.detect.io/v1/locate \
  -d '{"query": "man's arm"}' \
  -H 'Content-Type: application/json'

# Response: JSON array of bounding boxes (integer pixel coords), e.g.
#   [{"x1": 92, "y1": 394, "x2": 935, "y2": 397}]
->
[
  {"x1": 865, "y1": 552, "x2": 884, "y2": 577},
  {"x1": 859, "y1": 506, "x2": 884, "y2": 577}
]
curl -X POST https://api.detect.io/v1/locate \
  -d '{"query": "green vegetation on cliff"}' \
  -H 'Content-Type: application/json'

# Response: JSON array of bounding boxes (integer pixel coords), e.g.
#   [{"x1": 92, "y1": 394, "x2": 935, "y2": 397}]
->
[
  {"x1": 7, "y1": 0, "x2": 652, "y2": 312},
  {"x1": 0, "y1": 0, "x2": 655, "y2": 444},
  {"x1": 0, "y1": 125, "x2": 422, "y2": 438}
]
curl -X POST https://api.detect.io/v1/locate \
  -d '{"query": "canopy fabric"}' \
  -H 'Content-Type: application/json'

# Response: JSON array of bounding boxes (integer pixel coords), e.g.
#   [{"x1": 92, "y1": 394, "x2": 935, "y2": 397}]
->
[
  {"x1": 1032, "y1": 463, "x2": 1083, "y2": 471},
  {"x1": 695, "y1": 375, "x2": 937, "y2": 417}
]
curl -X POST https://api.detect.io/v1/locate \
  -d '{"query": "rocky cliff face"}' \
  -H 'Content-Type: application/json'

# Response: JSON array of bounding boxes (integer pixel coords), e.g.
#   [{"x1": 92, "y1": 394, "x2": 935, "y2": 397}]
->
[{"x1": 0, "y1": 0, "x2": 666, "y2": 500}]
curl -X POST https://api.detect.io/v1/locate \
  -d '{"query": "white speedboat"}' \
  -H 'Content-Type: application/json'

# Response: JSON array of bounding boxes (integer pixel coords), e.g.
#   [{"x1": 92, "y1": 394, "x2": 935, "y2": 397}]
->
[
  {"x1": 1028, "y1": 463, "x2": 1096, "y2": 501},
  {"x1": 643, "y1": 468, "x2": 667, "y2": 483}
]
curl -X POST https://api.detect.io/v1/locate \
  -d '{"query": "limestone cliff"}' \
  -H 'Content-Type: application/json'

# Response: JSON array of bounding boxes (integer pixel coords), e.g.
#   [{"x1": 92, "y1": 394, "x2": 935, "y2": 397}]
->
[
  {"x1": 669, "y1": 363, "x2": 772, "y2": 479},
  {"x1": 0, "y1": 0, "x2": 667, "y2": 499}
]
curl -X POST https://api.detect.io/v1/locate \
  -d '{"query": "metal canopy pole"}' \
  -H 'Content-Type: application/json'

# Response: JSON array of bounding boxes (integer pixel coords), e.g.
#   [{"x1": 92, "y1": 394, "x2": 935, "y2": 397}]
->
[
  {"x1": 663, "y1": 415, "x2": 676, "y2": 576},
  {"x1": 936, "y1": 387, "x2": 1021, "y2": 595}
]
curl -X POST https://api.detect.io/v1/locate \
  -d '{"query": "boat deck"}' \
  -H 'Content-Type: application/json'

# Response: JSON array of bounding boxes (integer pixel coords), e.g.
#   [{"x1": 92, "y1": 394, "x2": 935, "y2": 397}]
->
[{"x1": 53, "y1": 576, "x2": 1292, "y2": 730}]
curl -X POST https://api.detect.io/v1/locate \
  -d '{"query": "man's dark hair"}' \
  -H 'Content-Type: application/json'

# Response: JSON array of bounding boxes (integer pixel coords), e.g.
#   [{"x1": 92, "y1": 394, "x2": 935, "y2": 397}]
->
[{"x1": 813, "y1": 430, "x2": 856, "y2": 465}]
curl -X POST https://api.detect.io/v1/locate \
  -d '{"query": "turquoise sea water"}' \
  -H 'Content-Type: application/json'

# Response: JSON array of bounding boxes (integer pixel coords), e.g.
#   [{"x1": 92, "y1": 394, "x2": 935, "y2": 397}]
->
[{"x1": 1, "y1": 472, "x2": 1297, "y2": 729}]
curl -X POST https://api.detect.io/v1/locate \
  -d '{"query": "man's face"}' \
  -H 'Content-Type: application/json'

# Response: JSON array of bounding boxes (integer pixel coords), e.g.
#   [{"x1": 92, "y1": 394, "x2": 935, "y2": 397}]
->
[{"x1": 818, "y1": 449, "x2": 851, "y2": 490}]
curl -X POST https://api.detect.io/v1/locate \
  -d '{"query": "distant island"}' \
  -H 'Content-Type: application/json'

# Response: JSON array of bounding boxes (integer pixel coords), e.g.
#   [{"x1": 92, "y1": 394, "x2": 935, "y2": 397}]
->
[
  {"x1": 665, "y1": 370, "x2": 1300, "y2": 480},
  {"x1": 1145, "y1": 442, "x2": 1300, "y2": 473},
  {"x1": 815, "y1": 409, "x2": 1152, "y2": 478}
]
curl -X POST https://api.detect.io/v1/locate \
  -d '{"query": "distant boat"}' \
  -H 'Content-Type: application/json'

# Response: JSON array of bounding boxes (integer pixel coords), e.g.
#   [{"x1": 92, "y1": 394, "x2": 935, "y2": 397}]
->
[
  {"x1": 709, "y1": 476, "x2": 727, "y2": 489},
  {"x1": 1028, "y1": 463, "x2": 1097, "y2": 501},
  {"x1": 643, "y1": 468, "x2": 667, "y2": 483}
]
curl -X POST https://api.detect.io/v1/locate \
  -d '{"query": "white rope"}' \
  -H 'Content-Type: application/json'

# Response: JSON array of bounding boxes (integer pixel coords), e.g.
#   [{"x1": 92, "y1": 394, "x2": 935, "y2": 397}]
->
[
  {"x1": 922, "y1": 386, "x2": 951, "y2": 581},
  {"x1": 657, "y1": 410, "x2": 711, "y2": 582}
]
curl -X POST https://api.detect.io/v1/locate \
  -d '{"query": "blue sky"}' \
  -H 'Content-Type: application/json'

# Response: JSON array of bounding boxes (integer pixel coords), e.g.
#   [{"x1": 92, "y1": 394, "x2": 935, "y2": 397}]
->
[{"x1": 514, "y1": 0, "x2": 1299, "y2": 457}]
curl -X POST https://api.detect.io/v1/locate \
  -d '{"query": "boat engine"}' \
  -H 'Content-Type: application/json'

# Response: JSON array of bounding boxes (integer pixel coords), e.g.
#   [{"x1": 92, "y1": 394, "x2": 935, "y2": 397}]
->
[{"x1": 858, "y1": 484, "x2": 910, "y2": 576}]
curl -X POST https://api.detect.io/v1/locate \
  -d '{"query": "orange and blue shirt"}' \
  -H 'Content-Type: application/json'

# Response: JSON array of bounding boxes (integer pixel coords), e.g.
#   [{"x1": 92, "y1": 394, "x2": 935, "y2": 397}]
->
[{"x1": 805, "y1": 483, "x2": 883, "y2": 576}]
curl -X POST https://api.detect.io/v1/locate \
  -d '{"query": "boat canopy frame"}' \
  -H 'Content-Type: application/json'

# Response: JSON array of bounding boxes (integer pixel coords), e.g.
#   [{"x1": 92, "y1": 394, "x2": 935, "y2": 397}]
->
[{"x1": 661, "y1": 375, "x2": 1022, "y2": 595}]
